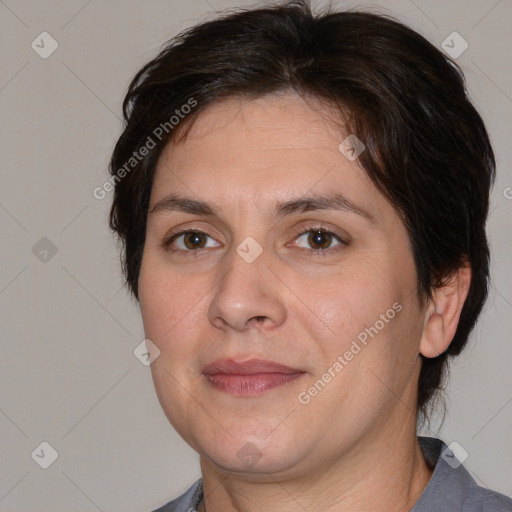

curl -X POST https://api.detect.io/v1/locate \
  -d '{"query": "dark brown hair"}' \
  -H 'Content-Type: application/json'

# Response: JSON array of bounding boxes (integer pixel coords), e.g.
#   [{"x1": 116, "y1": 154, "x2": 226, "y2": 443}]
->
[{"x1": 108, "y1": 0, "x2": 495, "y2": 424}]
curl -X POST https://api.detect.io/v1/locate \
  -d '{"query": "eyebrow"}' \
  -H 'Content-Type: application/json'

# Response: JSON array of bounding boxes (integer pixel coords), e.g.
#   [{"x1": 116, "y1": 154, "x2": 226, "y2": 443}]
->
[{"x1": 148, "y1": 192, "x2": 378, "y2": 225}]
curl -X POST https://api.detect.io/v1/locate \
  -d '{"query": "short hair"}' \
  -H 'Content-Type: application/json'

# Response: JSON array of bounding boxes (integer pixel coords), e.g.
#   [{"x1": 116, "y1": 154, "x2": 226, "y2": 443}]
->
[{"x1": 108, "y1": 0, "x2": 495, "y2": 425}]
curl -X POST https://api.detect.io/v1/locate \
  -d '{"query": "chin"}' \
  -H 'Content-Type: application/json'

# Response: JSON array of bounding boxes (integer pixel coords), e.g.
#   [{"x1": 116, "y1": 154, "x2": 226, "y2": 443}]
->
[{"x1": 196, "y1": 427, "x2": 305, "y2": 476}]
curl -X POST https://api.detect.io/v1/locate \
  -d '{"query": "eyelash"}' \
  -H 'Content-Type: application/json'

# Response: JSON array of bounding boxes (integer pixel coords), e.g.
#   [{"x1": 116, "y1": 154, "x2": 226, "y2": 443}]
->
[{"x1": 162, "y1": 225, "x2": 348, "y2": 257}]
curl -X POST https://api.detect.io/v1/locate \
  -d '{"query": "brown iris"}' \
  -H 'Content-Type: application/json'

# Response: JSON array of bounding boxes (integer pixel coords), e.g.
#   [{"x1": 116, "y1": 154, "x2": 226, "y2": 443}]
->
[
  {"x1": 183, "y1": 232, "x2": 208, "y2": 249},
  {"x1": 307, "y1": 230, "x2": 332, "y2": 250}
]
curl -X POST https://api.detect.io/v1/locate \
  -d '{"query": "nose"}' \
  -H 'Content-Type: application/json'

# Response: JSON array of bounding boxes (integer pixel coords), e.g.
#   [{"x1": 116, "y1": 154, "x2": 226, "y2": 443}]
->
[{"x1": 207, "y1": 246, "x2": 287, "y2": 332}]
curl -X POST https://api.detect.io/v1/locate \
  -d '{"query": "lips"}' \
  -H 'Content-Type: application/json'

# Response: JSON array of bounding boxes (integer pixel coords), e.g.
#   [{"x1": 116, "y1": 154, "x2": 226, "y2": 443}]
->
[
  {"x1": 202, "y1": 358, "x2": 302, "y2": 375},
  {"x1": 202, "y1": 358, "x2": 305, "y2": 396}
]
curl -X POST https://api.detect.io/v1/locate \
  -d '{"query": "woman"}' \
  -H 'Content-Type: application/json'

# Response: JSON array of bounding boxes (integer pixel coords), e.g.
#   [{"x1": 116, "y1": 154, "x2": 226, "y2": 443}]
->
[{"x1": 108, "y1": 1, "x2": 512, "y2": 510}]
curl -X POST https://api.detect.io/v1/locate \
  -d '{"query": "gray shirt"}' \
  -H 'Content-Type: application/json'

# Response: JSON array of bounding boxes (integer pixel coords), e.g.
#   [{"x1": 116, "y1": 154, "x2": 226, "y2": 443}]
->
[{"x1": 151, "y1": 436, "x2": 512, "y2": 511}]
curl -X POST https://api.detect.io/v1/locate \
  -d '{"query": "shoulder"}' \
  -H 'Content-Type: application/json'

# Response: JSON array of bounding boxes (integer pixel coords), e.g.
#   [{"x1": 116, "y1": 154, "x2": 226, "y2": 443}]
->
[
  {"x1": 470, "y1": 486, "x2": 512, "y2": 512},
  {"x1": 414, "y1": 437, "x2": 512, "y2": 512},
  {"x1": 149, "y1": 479, "x2": 203, "y2": 512}
]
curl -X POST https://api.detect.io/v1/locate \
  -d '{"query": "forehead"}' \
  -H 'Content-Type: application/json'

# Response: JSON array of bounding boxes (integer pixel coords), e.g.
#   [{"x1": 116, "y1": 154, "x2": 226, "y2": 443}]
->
[{"x1": 150, "y1": 93, "x2": 388, "y2": 223}]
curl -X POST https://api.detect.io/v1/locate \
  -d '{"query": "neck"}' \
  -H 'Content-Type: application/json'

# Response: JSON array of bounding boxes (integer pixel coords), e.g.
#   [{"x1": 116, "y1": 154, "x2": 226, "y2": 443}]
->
[{"x1": 198, "y1": 421, "x2": 433, "y2": 512}]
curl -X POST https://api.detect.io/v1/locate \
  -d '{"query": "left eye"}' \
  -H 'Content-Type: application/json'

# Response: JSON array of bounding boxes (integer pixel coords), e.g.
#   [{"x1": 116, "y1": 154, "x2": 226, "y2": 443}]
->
[
  {"x1": 167, "y1": 231, "x2": 220, "y2": 251},
  {"x1": 293, "y1": 229, "x2": 344, "y2": 251}
]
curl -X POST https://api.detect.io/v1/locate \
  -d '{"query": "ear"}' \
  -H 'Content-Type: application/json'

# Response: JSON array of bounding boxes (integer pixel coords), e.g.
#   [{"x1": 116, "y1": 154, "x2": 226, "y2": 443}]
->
[{"x1": 419, "y1": 260, "x2": 472, "y2": 358}]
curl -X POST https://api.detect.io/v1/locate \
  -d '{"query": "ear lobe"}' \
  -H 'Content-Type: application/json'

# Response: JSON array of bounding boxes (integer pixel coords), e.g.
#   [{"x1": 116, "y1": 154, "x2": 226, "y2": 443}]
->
[{"x1": 419, "y1": 261, "x2": 472, "y2": 358}]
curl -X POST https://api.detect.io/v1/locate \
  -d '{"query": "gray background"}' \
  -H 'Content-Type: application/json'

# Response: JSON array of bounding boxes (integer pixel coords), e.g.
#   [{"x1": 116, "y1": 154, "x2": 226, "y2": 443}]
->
[{"x1": 0, "y1": 0, "x2": 510, "y2": 510}]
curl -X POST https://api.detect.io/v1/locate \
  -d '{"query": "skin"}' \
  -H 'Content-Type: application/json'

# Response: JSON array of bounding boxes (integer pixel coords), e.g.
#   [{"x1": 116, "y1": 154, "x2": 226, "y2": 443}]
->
[{"x1": 138, "y1": 92, "x2": 471, "y2": 512}]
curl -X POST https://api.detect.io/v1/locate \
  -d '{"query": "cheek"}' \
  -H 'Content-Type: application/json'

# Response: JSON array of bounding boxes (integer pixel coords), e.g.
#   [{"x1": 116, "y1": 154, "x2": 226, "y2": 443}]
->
[
  {"x1": 309, "y1": 268, "x2": 399, "y2": 343},
  {"x1": 138, "y1": 269, "x2": 172, "y2": 342},
  {"x1": 139, "y1": 253, "x2": 187, "y2": 333},
  {"x1": 138, "y1": 258, "x2": 210, "y2": 369},
  {"x1": 302, "y1": 266, "x2": 415, "y2": 387}
]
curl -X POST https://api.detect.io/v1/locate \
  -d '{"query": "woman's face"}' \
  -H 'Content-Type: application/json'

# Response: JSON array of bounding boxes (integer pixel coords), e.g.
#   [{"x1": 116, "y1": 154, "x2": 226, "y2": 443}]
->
[{"x1": 138, "y1": 93, "x2": 427, "y2": 478}]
